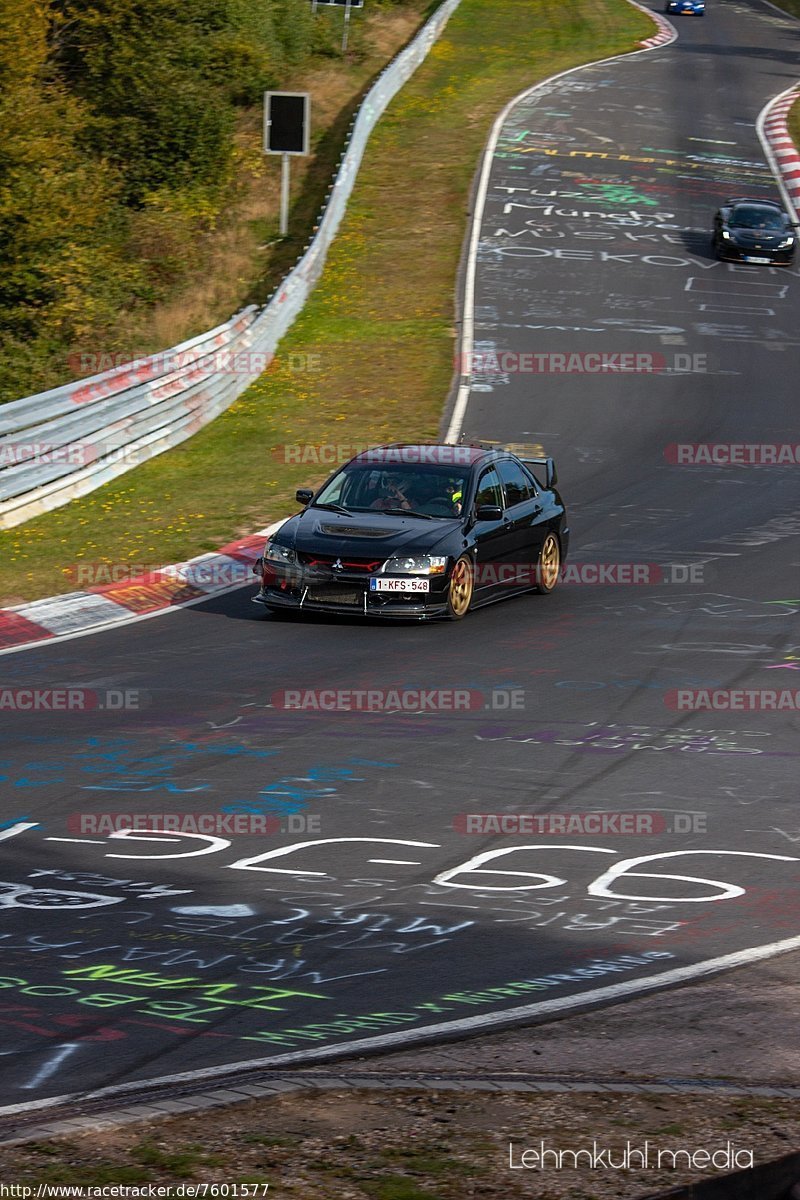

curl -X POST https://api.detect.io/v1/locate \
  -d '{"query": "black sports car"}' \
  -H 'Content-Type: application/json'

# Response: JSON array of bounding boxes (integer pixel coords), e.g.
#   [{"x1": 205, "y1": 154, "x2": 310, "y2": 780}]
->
[
  {"x1": 253, "y1": 443, "x2": 570, "y2": 620},
  {"x1": 712, "y1": 197, "x2": 797, "y2": 265}
]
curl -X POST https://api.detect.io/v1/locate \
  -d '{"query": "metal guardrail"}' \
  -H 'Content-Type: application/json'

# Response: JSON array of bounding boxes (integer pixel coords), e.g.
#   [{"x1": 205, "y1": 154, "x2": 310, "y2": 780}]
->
[{"x1": 0, "y1": 0, "x2": 462, "y2": 530}]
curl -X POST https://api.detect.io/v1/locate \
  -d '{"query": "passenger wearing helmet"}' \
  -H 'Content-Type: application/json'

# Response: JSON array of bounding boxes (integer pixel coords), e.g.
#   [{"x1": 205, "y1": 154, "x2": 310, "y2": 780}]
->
[{"x1": 446, "y1": 480, "x2": 463, "y2": 516}]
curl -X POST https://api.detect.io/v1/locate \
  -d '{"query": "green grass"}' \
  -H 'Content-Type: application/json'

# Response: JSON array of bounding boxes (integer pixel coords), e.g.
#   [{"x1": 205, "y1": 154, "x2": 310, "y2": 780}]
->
[
  {"x1": 0, "y1": 0, "x2": 652, "y2": 605},
  {"x1": 377, "y1": 1147, "x2": 477, "y2": 1175},
  {"x1": 131, "y1": 1141, "x2": 225, "y2": 1177},
  {"x1": 361, "y1": 1179, "x2": 445, "y2": 1200},
  {"x1": 770, "y1": 0, "x2": 800, "y2": 17},
  {"x1": 789, "y1": 88, "x2": 800, "y2": 155},
  {"x1": 26, "y1": 1162, "x2": 152, "y2": 1186}
]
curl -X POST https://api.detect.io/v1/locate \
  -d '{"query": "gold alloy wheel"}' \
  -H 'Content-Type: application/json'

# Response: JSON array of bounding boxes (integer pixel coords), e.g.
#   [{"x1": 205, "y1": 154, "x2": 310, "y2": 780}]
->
[
  {"x1": 447, "y1": 554, "x2": 474, "y2": 619},
  {"x1": 536, "y1": 533, "x2": 561, "y2": 593}
]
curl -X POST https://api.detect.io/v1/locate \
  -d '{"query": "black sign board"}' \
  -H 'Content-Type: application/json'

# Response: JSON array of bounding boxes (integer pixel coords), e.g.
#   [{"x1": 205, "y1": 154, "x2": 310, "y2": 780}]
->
[{"x1": 264, "y1": 92, "x2": 310, "y2": 156}]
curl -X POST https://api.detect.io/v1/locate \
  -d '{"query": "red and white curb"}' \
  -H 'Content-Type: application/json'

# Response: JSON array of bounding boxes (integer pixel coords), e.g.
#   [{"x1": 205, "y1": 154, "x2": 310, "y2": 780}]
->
[
  {"x1": 0, "y1": 521, "x2": 285, "y2": 656},
  {"x1": 638, "y1": 6, "x2": 675, "y2": 48},
  {"x1": 758, "y1": 82, "x2": 800, "y2": 220}
]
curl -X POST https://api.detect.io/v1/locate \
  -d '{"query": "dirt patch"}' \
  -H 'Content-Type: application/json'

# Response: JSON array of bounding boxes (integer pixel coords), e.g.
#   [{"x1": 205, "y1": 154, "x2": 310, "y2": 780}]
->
[{"x1": 1, "y1": 1089, "x2": 797, "y2": 1198}]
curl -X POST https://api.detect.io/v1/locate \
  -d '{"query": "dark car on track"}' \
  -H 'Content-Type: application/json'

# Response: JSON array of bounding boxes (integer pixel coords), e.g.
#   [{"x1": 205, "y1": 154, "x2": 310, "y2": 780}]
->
[
  {"x1": 253, "y1": 443, "x2": 570, "y2": 620},
  {"x1": 712, "y1": 197, "x2": 797, "y2": 265},
  {"x1": 665, "y1": 0, "x2": 704, "y2": 14}
]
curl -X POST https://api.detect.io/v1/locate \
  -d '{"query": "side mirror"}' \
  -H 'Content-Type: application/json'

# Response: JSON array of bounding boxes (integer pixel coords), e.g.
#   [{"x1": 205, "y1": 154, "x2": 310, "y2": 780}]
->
[
  {"x1": 296, "y1": 488, "x2": 314, "y2": 505},
  {"x1": 546, "y1": 460, "x2": 558, "y2": 488},
  {"x1": 475, "y1": 504, "x2": 503, "y2": 522}
]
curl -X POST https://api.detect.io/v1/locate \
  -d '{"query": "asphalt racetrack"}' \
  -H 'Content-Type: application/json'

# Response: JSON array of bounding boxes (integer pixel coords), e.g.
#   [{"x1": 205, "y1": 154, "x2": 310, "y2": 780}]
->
[{"x1": 1, "y1": 0, "x2": 799, "y2": 1111}]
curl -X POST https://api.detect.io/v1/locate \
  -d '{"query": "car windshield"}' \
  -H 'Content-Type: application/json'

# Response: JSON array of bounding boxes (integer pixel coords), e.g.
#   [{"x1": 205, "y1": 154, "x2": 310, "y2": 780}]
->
[
  {"x1": 315, "y1": 463, "x2": 469, "y2": 518},
  {"x1": 732, "y1": 206, "x2": 784, "y2": 231}
]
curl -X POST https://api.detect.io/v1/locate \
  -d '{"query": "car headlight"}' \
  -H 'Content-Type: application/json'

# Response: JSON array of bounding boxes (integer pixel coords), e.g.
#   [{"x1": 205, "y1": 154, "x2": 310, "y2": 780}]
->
[
  {"x1": 264, "y1": 542, "x2": 297, "y2": 566},
  {"x1": 777, "y1": 237, "x2": 794, "y2": 248},
  {"x1": 721, "y1": 230, "x2": 732, "y2": 239},
  {"x1": 382, "y1": 555, "x2": 447, "y2": 575}
]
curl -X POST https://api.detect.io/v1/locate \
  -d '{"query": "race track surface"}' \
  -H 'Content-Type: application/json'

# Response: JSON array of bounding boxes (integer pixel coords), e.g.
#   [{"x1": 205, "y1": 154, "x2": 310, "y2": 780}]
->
[{"x1": 1, "y1": 0, "x2": 799, "y2": 1110}]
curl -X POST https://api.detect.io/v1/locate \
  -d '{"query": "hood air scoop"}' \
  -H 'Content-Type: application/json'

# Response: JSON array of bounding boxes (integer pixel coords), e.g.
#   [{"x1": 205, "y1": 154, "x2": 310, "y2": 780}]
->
[{"x1": 318, "y1": 523, "x2": 396, "y2": 538}]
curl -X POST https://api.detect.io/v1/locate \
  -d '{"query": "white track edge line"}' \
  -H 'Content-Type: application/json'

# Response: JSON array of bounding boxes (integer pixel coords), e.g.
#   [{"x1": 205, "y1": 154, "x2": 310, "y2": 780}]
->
[
  {"x1": 3, "y1": 931, "x2": 799, "y2": 1119},
  {"x1": 444, "y1": 0, "x2": 677, "y2": 443}
]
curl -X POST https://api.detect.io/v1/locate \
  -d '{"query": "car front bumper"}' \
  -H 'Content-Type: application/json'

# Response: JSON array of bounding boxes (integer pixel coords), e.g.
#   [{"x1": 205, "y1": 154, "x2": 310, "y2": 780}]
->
[
  {"x1": 252, "y1": 565, "x2": 452, "y2": 620},
  {"x1": 716, "y1": 242, "x2": 795, "y2": 265}
]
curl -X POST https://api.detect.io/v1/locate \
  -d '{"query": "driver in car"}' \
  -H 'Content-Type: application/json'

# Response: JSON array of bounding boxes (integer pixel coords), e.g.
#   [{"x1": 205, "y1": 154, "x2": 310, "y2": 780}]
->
[{"x1": 370, "y1": 472, "x2": 415, "y2": 511}]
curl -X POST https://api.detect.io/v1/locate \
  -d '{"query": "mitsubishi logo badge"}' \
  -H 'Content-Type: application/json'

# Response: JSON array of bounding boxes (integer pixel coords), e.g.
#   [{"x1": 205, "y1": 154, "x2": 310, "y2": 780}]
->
[{"x1": 332, "y1": 558, "x2": 344, "y2": 571}]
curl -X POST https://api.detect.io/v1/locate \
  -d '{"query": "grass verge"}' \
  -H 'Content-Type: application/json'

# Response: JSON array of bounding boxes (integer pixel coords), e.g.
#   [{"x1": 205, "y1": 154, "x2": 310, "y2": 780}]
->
[
  {"x1": 0, "y1": 1088, "x2": 798, "y2": 1198},
  {"x1": 0, "y1": 0, "x2": 652, "y2": 605},
  {"x1": 771, "y1": 0, "x2": 800, "y2": 17}
]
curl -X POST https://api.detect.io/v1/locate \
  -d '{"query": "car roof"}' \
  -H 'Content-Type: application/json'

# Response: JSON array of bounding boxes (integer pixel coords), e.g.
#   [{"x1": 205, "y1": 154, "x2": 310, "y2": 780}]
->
[
  {"x1": 726, "y1": 197, "x2": 783, "y2": 210},
  {"x1": 349, "y1": 443, "x2": 500, "y2": 467}
]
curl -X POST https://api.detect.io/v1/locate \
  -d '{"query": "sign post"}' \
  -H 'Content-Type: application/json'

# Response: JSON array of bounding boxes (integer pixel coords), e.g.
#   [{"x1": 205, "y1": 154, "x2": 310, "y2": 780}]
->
[
  {"x1": 310, "y1": 0, "x2": 364, "y2": 53},
  {"x1": 342, "y1": 0, "x2": 351, "y2": 53},
  {"x1": 280, "y1": 155, "x2": 291, "y2": 237},
  {"x1": 263, "y1": 92, "x2": 310, "y2": 238}
]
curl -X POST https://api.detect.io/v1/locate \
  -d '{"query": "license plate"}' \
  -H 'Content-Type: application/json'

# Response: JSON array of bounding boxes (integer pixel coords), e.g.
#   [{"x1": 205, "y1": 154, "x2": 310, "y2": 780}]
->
[
  {"x1": 743, "y1": 256, "x2": 770, "y2": 264},
  {"x1": 370, "y1": 578, "x2": 430, "y2": 593}
]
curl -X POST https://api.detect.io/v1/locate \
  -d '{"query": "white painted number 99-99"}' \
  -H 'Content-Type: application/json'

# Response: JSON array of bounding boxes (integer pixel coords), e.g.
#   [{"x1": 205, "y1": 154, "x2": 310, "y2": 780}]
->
[
  {"x1": 430, "y1": 846, "x2": 798, "y2": 902},
  {"x1": 16, "y1": 824, "x2": 798, "y2": 905}
]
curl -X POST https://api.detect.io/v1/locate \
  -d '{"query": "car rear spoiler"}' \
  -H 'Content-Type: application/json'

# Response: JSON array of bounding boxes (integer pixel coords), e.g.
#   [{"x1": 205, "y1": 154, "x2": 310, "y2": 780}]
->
[
  {"x1": 520, "y1": 456, "x2": 558, "y2": 489},
  {"x1": 454, "y1": 439, "x2": 559, "y2": 488}
]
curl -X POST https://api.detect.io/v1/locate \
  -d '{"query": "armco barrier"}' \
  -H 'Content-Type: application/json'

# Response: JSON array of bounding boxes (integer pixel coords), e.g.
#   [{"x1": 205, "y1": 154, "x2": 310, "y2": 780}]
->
[
  {"x1": 0, "y1": 309, "x2": 258, "y2": 525},
  {"x1": 0, "y1": 0, "x2": 463, "y2": 530}
]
